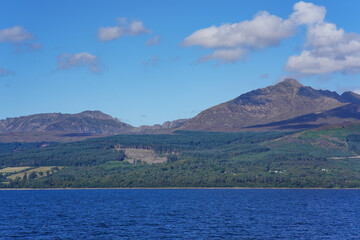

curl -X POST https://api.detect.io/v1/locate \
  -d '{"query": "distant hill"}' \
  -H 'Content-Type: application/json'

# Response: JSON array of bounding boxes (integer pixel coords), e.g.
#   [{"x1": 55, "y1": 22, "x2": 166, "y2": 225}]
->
[
  {"x1": 0, "y1": 111, "x2": 134, "y2": 135},
  {"x1": 0, "y1": 111, "x2": 188, "y2": 142},
  {"x1": 181, "y1": 79, "x2": 360, "y2": 131}
]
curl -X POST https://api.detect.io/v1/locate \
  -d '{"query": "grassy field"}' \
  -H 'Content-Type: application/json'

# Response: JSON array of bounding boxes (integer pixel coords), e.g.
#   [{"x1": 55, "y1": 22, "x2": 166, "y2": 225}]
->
[
  {"x1": 116, "y1": 147, "x2": 168, "y2": 164},
  {"x1": 0, "y1": 167, "x2": 31, "y2": 173},
  {"x1": 3, "y1": 166, "x2": 64, "y2": 180}
]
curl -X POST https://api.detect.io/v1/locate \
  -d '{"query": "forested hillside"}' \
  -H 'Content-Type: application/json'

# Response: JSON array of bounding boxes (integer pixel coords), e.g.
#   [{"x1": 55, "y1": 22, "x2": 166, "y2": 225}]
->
[{"x1": 1, "y1": 123, "x2": 360, "y2": 188}]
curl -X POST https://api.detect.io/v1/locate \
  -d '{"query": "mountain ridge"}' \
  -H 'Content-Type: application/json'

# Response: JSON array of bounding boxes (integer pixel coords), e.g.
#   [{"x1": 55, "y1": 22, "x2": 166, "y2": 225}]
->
[
  {"x1": 180, "y1": 79, "x2": 360, "y2": 131},
  {"x1": 1, "y1": 79, "x2": 360, "y2": 140}
]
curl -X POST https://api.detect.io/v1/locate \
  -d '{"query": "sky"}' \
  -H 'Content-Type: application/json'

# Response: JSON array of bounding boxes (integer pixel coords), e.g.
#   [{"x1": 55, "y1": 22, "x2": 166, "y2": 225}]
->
[{"x1": 2, "y1": 0, "x2": 360, "y2": 126}]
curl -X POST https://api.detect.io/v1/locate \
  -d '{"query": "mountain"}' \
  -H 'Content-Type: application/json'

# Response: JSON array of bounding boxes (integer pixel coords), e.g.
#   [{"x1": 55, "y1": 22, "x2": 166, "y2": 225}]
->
[
  {"x1": 0, "y1": 111, "x2": 134, "y2": 134},
  {"x1": 132, "y1": 119, "x2": 188, "y2": 134},
  {"x1": 181, "y1": 79, "x2": 360, "y2": 131},
  {"x1": 0, "y1": 110, "x2": 188, "y2": 142},
  {"x1": 341, "y1": 91, "x2": 360, "y2": 104},
  {"x1": 1, "y1": 79, "x2": 360, "y2": 140}
]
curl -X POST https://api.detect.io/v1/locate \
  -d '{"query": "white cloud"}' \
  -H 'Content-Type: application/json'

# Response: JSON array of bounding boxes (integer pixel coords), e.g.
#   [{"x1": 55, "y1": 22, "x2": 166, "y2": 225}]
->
[
  {"x1": 289, "y1": 1, "x2": 326, "y2": 25},
  {"x1": 98, "y1": 18, "x2": 151, "y2": 42},
  {"x1": 98, "y1": 27, "x2": 122, "y2": 42},
  {"x1": 199, "y1": 48, "x2": 246, "y2": 63},
  {"x1": 0, "y1": 26, "x2": 42, "y2": 52},
  {"x1": 146, "y1": 35, "x2": 161, "y2": 46},
  {"x1": 286, "y1": 3, "x2": 360, "y2": 75},
  {"x1": 182, "y1": 10, "x2": 296, "y2": 63},
  {"x1": 128, "y1": 21, "x2": 150, "y2": 35},
  {"x1": 286, "y1": 50, "x2": 360, "y2": 75},
  {"x1": 306, "y1": 23, "x2": 345, "y2": 49},
  {"x1": 0, "y1": 67, "x2": 14, "y2": 77},
  {"x1": 183, "y1": 11, "x2": 295, "y2": 49},
  {"x1": 182, "y1": 0, "x2": 360, "y2": 76},
  {"x1": 142, "y1": 56, "x2": 159, "y2": 66},
  {"x1": 0, "y1": 26, "x2": 33, "y2": 43},
  {"x1": 57, "y1": 52, "x2": 102, "y2": 72}
]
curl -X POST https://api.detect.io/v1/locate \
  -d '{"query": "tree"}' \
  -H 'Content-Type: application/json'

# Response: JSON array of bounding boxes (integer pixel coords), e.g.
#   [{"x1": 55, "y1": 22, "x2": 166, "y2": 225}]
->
[{"x1": 28, "y1": 172, "x2": 37, "y2": 180}]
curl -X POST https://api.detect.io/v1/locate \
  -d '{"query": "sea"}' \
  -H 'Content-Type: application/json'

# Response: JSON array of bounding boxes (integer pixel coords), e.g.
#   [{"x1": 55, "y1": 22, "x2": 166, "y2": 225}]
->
[{"x1": 0, "y1": 189, "x2": 359, "y2": 239}]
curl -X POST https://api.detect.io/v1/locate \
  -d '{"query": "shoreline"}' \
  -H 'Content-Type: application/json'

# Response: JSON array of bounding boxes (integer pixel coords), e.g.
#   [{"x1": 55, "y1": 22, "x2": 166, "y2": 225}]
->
[{"x1": 1, "y1": 187, "x2": 359, "y2": 190}]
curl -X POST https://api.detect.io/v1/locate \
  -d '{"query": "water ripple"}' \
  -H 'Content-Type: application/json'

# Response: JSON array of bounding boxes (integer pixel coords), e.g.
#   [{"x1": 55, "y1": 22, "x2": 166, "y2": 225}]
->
[{"x1": 0, "y1": 189, "x2": 359, "y2": 239}]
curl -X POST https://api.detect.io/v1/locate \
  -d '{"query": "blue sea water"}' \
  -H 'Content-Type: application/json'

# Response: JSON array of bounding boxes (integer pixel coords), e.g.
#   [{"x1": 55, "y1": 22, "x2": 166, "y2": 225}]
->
[{"x1": 0, "y1": 189, "x2": 359, "y2": 239}]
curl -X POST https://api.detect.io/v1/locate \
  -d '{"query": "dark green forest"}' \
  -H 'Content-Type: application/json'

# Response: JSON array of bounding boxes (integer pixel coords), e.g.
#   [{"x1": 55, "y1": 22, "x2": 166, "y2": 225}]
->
[{"x1": 1, "y1": 125, "x2": 360, "y2": 188}]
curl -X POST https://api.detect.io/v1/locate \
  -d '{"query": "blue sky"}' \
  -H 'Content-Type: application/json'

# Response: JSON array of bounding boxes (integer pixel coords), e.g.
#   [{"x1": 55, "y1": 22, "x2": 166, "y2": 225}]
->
[{"x1": 2, "y1": 0, "x2": 360, "y2": 126}]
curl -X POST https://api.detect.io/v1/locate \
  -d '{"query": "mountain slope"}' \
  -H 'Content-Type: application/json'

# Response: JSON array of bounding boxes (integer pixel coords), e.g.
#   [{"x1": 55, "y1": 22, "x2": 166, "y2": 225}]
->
[
  {"x1": 0, "y1": 111, "x2": 134, "y2": 134},
  {"x1": 0, "y1": 111, "x2": 189, "y2": 142},
  {"x1": 246, "y1": 103, "x2": 360, "y2": 130},
  {"x1": 181, "y1": 79, "x2": 358, "y2": 131}
]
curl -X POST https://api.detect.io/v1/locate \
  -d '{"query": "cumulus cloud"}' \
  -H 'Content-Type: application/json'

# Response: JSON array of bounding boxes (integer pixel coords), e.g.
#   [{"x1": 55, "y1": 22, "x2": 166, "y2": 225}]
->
[
  {"x1": 286, "y1": 50, "x2": 360, "y2": 75},
  {"x1": 182, "y1": 0, "x2": 360, "y2": 76},
  {"x1": 146, "y1": 35, "x2": 161, "y2": 46},
  {"x1": 289, "y1": 1, "x2": 326, "y2": 25},
  {"x1": 286, "y1": 2, "x2": 360, "y2": 75},
  {"x1": 0, "y1": 67, "x2": 15, "y2": 77},
  {"x1": 57, "y1": 52, "x2": 102, "y2": 72},
  {"x1": 182, "y1": 11, "x2": 295, "y2": 63},
  {"x1": 183, "y1": 11, "x2": 295, "y2": 49},
  {"x1": 98, "y1": 18, "x2": 151, "y2": 42},
  {"x1": 142, "y1": 56, "x2": 159, "y2": 66}
]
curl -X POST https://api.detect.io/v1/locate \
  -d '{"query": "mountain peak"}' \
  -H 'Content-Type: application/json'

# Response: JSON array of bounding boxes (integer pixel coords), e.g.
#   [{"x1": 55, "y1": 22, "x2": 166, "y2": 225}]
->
[
  {"x1": 341, "y1": 91, "x2": 360, "y2": 104},
  {"x1": 277, "y1": 78, "x2": 303, "y2": 88},
  {"x1": 181, "y1": 78, "x2": 346, "y2": 131},
  {"x1": 78, "y1": 110, "x2": 114, "y2": 120}
]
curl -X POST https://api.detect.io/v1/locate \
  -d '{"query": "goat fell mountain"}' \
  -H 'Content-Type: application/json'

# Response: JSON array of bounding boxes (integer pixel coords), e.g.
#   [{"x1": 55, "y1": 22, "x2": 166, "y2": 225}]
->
[
  {"x1": 1, "y1": 79, "x2": 360, "y2": 139},
  {"x1": 181, "y1": 79, "x2": 360, "y2": 131}
]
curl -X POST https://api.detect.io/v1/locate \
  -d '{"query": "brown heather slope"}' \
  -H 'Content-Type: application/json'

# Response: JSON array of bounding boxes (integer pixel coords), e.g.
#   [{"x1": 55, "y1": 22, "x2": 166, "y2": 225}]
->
[{"x1": 180, "y1": 79, "x2": 359, "y2": 131}]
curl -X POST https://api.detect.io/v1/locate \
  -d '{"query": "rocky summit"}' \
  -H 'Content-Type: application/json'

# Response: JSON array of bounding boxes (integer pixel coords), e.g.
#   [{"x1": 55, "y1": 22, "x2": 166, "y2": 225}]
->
[{"x1": 180, "y1": 79, "x2": 360, "y2": 131}]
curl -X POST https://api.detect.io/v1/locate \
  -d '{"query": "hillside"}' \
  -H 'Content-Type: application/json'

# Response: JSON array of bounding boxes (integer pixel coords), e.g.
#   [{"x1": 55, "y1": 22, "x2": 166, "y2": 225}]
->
[
  {"x1": 246, "y1": 103, "x2": 360, "y2": 130},
  {"x1": 181, "y1": 79, "x2": 360, "y2": 131},
  {"x1": 1, "y1": 122, "x2": 360, "y2": 188},
  {"x1": 0, "y1": 111, "x2": 187, "y2": 142},
  {"x1": 0, "y1": 111, "x2": 134, "y2": 134}
]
